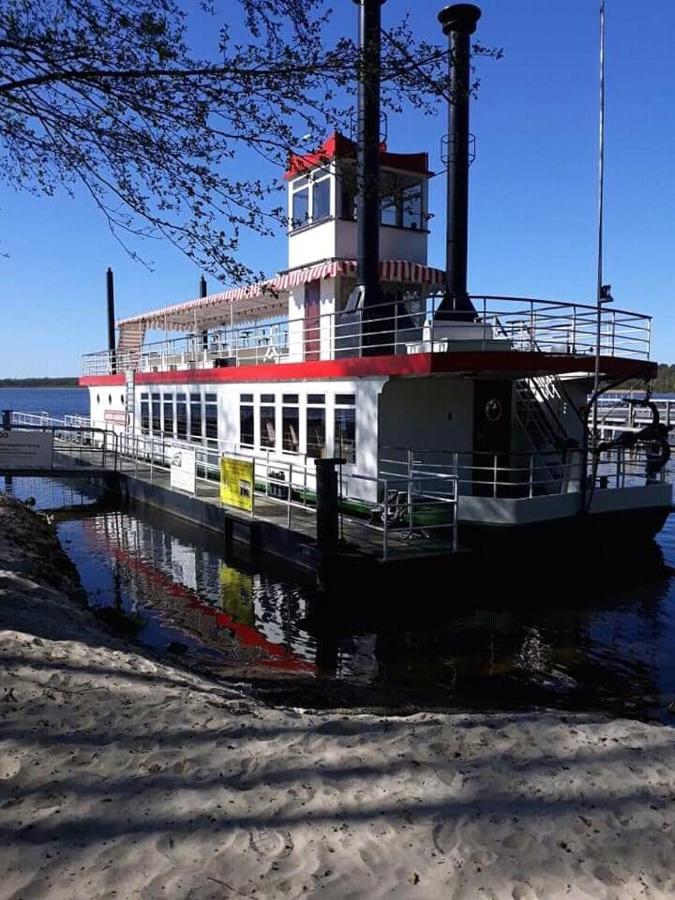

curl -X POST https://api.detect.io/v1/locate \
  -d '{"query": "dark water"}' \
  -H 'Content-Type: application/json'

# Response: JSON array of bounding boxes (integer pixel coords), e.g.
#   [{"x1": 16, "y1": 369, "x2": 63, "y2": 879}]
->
[
  {"x1": 6, "y1": 475, "x2": 675, "y2": 719},
  {"x1": 8, "y1": 475, "x2": 663, "y2": 722},
  {"x1": 0, "y1": 386, "x2": 89, "y2": 418}
]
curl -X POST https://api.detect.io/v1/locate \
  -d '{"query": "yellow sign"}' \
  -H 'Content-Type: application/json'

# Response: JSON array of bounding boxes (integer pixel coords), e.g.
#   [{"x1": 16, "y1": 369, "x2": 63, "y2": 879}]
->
[{"x1": 219, "y1": 456, "x2": 255, "y2": 512}]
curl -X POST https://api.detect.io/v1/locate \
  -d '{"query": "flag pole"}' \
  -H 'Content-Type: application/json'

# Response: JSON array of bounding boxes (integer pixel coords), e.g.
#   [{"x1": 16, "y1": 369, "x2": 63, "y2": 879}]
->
[{"x1": 592, "y1": 0, "x2": 606, "y2": 438}]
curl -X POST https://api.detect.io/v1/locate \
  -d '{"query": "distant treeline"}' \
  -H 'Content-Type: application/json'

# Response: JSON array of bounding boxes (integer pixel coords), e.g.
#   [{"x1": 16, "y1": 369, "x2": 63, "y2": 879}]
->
[
  {"x1": 652, "y1": 365, "x2": 675, "y2": 394},
  {"x1": 0, "y1": 377, "x2": 78, "y2": 388}
]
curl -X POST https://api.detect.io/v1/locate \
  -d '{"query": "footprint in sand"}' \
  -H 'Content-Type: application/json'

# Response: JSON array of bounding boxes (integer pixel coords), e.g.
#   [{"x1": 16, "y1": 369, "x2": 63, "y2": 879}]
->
[
  {"x1": 249, "y1": 829, "x2": 294, "y2": 859},
  {"x1": 0, "y1": 753, "x2": 21, "y2": 781}
]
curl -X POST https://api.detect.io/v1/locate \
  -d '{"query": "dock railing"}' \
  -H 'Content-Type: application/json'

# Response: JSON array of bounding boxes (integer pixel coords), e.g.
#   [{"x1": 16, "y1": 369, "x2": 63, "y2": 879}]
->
[
  {"x1": 114, "y1": 432, "x2": 459, "y2": 560},
  {"x1": 82, "y1": 294, "x2": 653, "y2": 376},
  {"x1": 2, "y1": 420, "x2": 113, "y2": 472}
]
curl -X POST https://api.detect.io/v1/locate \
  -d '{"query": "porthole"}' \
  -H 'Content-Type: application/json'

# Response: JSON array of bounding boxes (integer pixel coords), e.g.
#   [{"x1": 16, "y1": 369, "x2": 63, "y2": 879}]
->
[
  {"x1": 96, "y1": 394, "x2": 100, "y2": 404},
  {"x1": 121, "y1": 395, "x2": 125, "y2": 405},
  {"x1": 108, "y1": 394, "x2": 112, "y2": 405}
]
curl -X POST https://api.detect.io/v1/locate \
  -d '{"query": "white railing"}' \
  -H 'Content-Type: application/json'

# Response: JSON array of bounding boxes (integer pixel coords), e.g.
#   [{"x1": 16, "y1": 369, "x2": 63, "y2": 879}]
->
[
  {"x1": 114, "y1": 432, "x2": 459, "y2": 560},
  {"x1": 81, "y1": 294, "x2": 653, "y2": 376},
  {"x1": 10, "y1": 411, "x2": 92, "y2": 429},
  {"x1": 380, "y1": 444, "x2": 668, "y2": 500},
  {"x1": 2, "y1": 422, "x2": 113, "y2": 471}
]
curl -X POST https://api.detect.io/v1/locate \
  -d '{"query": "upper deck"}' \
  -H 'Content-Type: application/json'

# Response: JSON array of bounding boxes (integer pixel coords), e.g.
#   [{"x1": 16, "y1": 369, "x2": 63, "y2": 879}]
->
[{"x1": 81, "y1": 287, "x2": 655, "y2": 384}]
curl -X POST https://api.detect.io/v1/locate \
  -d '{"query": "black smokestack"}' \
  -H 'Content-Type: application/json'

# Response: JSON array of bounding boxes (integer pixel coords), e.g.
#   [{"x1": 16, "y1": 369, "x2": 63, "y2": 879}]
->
[
  {"x1": 106, "y1": 267, "x2": 116, "y2": 373},
  {"x1": 354, "y1": 0, "x2": 384, "y2": 308},
  {"x1": 200, "y1": 275, "x2": 208, "y2": 349},
  {"x1": 437, "y1": 4, "x2": 481, "y2": 317}
]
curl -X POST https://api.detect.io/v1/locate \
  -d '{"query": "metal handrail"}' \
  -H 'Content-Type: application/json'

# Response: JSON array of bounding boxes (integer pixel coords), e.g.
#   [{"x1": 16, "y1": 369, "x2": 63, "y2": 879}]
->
[{"x1": 82, "y1": 294, "x2": 653, "y2": 375}]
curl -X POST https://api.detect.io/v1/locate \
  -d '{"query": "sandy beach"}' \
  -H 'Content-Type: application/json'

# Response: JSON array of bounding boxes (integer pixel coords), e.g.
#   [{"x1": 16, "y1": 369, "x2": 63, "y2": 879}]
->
[{"x1": 2, "y1": 496, "x2": 675, "y2": 899}]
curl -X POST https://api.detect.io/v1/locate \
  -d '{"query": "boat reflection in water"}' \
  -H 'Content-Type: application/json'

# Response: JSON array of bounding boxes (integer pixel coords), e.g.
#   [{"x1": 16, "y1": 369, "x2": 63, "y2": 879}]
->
[{"x1": 58, "y1": 502, "x2": 675, "y2": 721}]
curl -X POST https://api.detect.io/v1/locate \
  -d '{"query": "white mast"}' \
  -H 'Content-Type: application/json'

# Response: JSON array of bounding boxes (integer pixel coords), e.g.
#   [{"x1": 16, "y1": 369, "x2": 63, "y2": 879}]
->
[{"x1": 592, "y1": 0, "x2": 606, "y2": 436}]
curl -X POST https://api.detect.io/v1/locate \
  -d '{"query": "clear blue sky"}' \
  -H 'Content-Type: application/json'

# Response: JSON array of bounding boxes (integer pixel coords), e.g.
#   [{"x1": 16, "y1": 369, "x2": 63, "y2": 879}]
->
[{"x1": 1, "y1": 0, "x2": 674, "y2": 376}]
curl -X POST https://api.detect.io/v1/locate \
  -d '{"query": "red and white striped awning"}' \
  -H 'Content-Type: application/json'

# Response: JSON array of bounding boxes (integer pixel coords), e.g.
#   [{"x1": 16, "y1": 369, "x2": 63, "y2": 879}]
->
[{"x1": 116, "y1": 258, "x2": 446, "y2": 336}]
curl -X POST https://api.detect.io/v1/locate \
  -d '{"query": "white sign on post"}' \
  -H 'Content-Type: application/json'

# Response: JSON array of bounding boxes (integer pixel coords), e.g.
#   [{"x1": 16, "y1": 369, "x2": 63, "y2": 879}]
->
[
  {"x1": 0, "y1": 431, "x2": 54, "y2": 468},
  {"x1": 169, "y1": 447, "x2": 196, "y2": 494}
]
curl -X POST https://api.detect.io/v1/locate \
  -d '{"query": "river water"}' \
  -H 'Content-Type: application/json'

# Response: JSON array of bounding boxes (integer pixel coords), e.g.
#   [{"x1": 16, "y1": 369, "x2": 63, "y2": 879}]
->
[{"x1": 4, "y1": 386, "x2": 675, "y2": 721}]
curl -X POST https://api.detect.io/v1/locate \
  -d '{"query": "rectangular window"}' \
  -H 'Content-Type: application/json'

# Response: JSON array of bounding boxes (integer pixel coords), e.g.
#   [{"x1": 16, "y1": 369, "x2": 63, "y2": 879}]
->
[
  {"x1": 307, "y1": 393, "x2": 325, "y2": 405},
  {"x1": 260, "y1": 398, "x2": 276, "y2": 449},
  {"x1": 151, "y1": 393, "x2": 161, "y2": 434},
  {"x1": 335, "y1": 394, "x2": 356, "y2": 406},
  {"x1": 313, "y1": 177, "x2": 331, "y2": 221},
  {"x1": 240, "y1": 396, "x2": 254, "y2": 447},
  {"x1": 140, "y1": 393, "x2": 149, "y2": 434},
  {"x1": 401, "y1": 184, "x2": 423, "y2": 229},
  {"x1": 334, "y1": 407, "x2": 356, "y2": 464},
  {"x1": 282, "y1": 400, "x2": 299, "y2": 453},
  {"x1": 306, "y1": 405, "x2": 326, "y2": 459},
  {"x1": 163, "y1": 395, "x2": 174, "y2": 437},
  {"x1": 176, "y1": 393, "x2": 187, "y2": 438},
  {"x1": 205, "y1": 393, "x2": 218, "y2": 442},
  {"x1": 339, "y1": 163, "x2": 356, "y2": 220},
  {"x1": 291, "y1": 177, "x2": 309, "y2": 230},
  {"x1": 190, "y1": 392, "x2": 202, "y2": 439}
]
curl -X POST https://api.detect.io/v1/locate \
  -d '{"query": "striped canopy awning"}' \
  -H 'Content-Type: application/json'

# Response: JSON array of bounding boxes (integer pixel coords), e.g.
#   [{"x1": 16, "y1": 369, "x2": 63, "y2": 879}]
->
[{"x1": 116, "y1": 258, "x2": 446, "y2": 339}]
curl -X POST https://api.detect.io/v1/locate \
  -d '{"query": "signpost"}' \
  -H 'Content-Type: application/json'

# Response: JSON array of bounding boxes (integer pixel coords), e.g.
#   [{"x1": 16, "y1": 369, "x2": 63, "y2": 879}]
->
[
  {"x1": 0, "y1": 431, "x2": 54, "y2": 468},
  {"x1": 169, "y1": 447, "x2": 196, "y2": 494},
  {"x1": 219, "y1": 456, "x2": 255, "y2": 513}
]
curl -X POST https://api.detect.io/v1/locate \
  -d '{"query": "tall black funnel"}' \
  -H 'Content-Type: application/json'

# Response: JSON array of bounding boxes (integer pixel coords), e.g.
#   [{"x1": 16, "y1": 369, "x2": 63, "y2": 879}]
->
[
  {"x1": 354, "y1": 0, "x2": 384, "y2": 309},
  {"x1": 337, "y1": 0, "x2": 386, "y2": 359},
  {"x1": 437, "y1": 4, "x2": 481, "y2": 318}
]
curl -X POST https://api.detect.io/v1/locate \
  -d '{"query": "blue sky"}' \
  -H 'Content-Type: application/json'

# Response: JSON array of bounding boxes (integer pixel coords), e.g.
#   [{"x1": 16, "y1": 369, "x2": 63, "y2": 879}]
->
[{"x1": 1, "y1": 0, "x2": 674, "y2": 376}]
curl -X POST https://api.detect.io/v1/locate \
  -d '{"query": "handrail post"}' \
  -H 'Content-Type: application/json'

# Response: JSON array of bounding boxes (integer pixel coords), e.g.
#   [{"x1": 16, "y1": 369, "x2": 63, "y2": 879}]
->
[
  {"x1": 529, "y1": 302, "x2": 535, "y2": 351},
  {"x1": 493, "y1": 453, "x2": 498, "y2": 498},
  {"x1": 407, "y1": 449, "x2": 414, "y2": 531},
  {"x1": 529, "y1": 454, "x2": 534, "y2": 498},
  {"x1": 452, "y1": 476, "x2": 459, "y2": 552},
  {"x1": 287, "y1": 463, "x2": 293, "y2": 528},
  {"x1": 382, "y1": 477, "x2": 388, "y2": 561}
]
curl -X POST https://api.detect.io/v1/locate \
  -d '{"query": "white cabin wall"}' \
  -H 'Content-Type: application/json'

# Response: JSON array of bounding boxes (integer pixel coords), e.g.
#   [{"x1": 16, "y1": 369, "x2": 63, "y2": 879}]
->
[
  {"x1": 377, "y1": 378, "x2": 474, "y2": 489},
  {"x1": 128, "y1": 377, "x2": 386, "y2": 504},
  {"x1": 335, "y1": 220, "x2": 428, "y2": 265},
  {"x1": 288, "y1": 220, "x2": 336, "y2": 269},
  {"x1": 88, "y1": 385, "x2": 127, "y2": 434}
]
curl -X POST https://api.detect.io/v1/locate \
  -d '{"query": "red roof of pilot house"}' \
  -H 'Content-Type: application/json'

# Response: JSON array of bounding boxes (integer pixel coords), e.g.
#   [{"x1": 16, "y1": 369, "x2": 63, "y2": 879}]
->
[{"x1": 284, "y1": 131, "x2": 432, "y2": 179}]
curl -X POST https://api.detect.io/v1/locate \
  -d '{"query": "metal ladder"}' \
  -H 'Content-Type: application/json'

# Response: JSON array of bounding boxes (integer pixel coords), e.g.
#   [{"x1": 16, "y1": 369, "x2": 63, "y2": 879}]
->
[{"x1": 124, "y1": 370, "x2": 135, "y2": 433}]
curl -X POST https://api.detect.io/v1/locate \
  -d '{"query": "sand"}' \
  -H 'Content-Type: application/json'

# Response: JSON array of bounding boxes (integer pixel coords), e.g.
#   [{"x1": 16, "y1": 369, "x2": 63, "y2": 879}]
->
[{"x1": 2, "y1": 496, "x2": 675, "y2": 899}]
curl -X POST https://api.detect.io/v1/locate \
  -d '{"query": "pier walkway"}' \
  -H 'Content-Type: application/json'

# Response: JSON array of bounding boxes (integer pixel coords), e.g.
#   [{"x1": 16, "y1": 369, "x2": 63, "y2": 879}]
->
[{"x1": 1, "y1": 416, "x2": 459, "y2": 572}]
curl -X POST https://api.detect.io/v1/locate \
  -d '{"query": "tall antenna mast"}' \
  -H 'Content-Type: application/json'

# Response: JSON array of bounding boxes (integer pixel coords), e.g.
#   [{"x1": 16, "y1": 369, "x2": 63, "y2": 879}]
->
[{"x1": 592, "y1": 0, "x2": 606, "y2": 434}]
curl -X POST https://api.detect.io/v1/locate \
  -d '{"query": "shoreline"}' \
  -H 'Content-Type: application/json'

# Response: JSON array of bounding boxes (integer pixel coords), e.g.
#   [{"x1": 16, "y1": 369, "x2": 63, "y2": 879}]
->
[{"x1": 2, "y1": 496, "x2": 675, "y2": 898}]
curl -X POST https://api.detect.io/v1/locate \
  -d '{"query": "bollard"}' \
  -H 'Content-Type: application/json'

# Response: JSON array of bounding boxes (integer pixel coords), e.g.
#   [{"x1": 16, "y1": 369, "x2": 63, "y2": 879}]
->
[{"x1": 314, "y1": 458, "x2": 345, "y2": 555}]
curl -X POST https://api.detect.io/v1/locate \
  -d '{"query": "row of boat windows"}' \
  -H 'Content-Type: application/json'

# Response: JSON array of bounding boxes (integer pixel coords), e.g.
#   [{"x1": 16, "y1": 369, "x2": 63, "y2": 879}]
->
[
  {"x1": 239, "y1": 393, "x2": 356, "y2": 463},
  {"x1": 138, "y1": 391, "x2": 356, "y2": 463},
  {"x1": 140, "y1": 393, "x2": 218, "y2": 441}
]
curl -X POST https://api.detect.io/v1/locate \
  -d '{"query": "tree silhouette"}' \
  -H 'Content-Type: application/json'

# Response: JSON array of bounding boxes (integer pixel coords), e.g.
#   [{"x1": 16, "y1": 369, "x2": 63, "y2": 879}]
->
[{"x1": 0, "y1": 0, "x2": 496, "y2": 282}]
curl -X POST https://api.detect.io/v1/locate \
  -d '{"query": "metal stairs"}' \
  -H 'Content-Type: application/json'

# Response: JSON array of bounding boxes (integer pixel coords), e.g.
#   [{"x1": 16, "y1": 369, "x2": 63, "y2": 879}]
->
[{"x1": 515, "y1": 376, "x2": 572, "y2": 491}]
